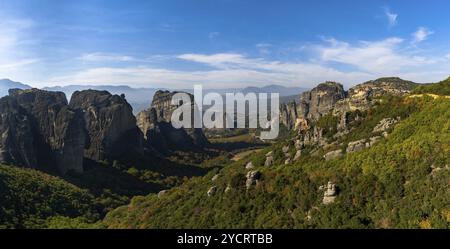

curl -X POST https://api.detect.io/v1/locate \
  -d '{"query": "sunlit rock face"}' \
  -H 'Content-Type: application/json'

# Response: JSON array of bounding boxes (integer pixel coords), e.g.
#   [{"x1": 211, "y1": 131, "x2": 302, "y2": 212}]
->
[
  {"x1": 298, "y1": 82, "x2": 346, "y2": 121},
  {"x1": 280, "y1": 78, "x2": 417, "y2": 131}
]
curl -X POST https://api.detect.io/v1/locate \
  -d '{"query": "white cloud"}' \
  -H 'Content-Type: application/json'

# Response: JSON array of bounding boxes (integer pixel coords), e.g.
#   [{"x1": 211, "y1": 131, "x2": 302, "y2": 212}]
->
[
  {"x1": 446, "y1": 53, "x2": 450, "y2": 60},
  {"x1": 49, "y1": 52, "x2": 374, "y2": 89},
  {"x1": 47, "y1": 64, "x2": 372, "y2": 89},
  {"x1": 412, "y1": 27, "x2": 434, "y2": 43},
  {"x1": 317, "y1": 37, "x2": 436, "y2": 74},
  {"x1": 47, "y1": 32, "x2": 450, "y2": 89},
  {"x1": 384, "y1": 8, "x2": 398, "y2": 27},
  {"x1": 177, "y1": 53, "x2": 253, "y2": 69},
  {"x1": 78, "y1": 53, "x2": 135, "y2": 62}
]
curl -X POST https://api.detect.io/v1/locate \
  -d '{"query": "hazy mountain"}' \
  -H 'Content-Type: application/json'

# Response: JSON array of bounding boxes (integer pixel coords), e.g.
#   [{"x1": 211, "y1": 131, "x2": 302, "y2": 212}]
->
[
  {"x1": 43, "y1": 84, "x2": 308, "y2": 113},
  {"x1": 1, "y1": 80, "x2": 308, "y2": 113},
  {"x1": 180, "y1": 84, "x2": 308, "y2": 96},
  {"x1": 241, "y1": 84, "x2": 308, "y2": 96},
  {"x1": 0, "y1": 79, "x2": 32, "y2": 96},
  {"x1": 43, "y1": 85, "x2": 158, "y2": 113}
]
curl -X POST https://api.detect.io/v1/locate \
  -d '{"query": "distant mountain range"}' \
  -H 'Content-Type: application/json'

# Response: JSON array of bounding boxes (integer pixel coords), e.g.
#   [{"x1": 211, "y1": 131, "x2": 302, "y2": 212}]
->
[
  {"x1": 0, "y1": 79, "x2": 307, "y2": 113},
  {"x1": 43, "y1": 85, "x2": 157, "y2": 114},
  {"x1": 0, "y1": 79, "x2": 32, "y2": 96}
]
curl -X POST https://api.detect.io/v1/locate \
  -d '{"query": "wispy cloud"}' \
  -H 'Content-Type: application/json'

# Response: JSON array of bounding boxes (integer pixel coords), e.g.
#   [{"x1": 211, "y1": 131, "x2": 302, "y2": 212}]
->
[
  {"x1": 79, "y1": 53, "x2": 135, "y2": 62},
  {"x1": 316, "y1": 37, "x2": 436, "y2": 74},
  {"x1": 256, "y1": 43, "x2": 272, "y2": 55},
  {"x1": 412, "y1": 27, "x2": 434, "y2": 43},
  {"x1": 0, "y1": 16, "x2": 39, "y2": 80},
  {"x1": 47, "y1": 30, "x2": 450, "y2": 89},
  {"x1": 208, "y1": 32, "x2": 220, "y2": 40},
  {"x1": 384, "y1": 7, "x2": 398, "y2": 28}
]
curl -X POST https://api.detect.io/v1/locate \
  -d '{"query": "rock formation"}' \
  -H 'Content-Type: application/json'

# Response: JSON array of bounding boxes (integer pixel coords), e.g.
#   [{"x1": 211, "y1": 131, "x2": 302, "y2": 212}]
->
[
  {"x1": 211, "y1": 174, "x2": 219, "y2": 182},
  {"x1": 280, "y1": 78, "x2": 415, "y2": 131},
  {"x1": 298, "y1": 82, "x2": 346, "y2": 120},
  {"x1": 321, "y1": 181, "x2": 338, "y2": 205},
  {"x1": 349, "y1": 77, "x2": 417, "y2": 99},
  {"x1": 136, "y1": 90, "x2": 208, "y2": 154},
  {"x1": 323, "y1": 149, "x2": 343, "y2": 161},
  {"x1": 246, "y1": 170, "x2": 261, "y2": 189},
  {"x1": 207, "y1": 186, "x2": 217, "y2": 197},
  {"x1": 0, "y1": 96, "x2": 37, "y2": 169},
  {"x1": 373, "y1": 117, "x2": 401, "y2": 133},
  {"x1": 69, "y1": 90, "x2": 143, "y2": 161},
  {"x1": 346, "y1": 139, "x2": 367, "y2": 153},
  {"x1": 0, "y1": 89, "x2": 86, "y2": 174},
  {"x1": 264, "y1": 155, "x2": 274, "y2": 167},
  {"x1": 280, "y1": 101, "x2": 298, "y2": 130},
  {"x1": 294, "y1": 150, "x2": 302, "y2": 161}
]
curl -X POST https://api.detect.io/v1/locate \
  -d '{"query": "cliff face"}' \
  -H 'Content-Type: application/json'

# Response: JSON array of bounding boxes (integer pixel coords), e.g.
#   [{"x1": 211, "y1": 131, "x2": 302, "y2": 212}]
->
[
  {"x1": 298, "y1": 82, "x2": 346, "y2": 120},
  {"x1": 279, "y1": 82, "x2": 345, "y2": 129},
  {"x1": 0, "y1": 89, "x2": 86, "y2": 174},
  {"x1": 0, "y1": 96, "x2": 37, "y2": 169},
  {"x1": 280, "y1": 78, "x2": 417, "y2": 130},
  {"x1": 136, "y1": 90, "x2": 208, "y2": 154},
  {"x1": 69, "y1": 90, "x2": 143, "y2": 161}
]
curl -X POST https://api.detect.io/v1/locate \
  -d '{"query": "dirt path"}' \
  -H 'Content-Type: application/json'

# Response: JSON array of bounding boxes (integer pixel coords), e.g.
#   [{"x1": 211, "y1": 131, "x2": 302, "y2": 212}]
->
[{"x1": 231, "y1": 148, "x2": 263, "y2": 161}]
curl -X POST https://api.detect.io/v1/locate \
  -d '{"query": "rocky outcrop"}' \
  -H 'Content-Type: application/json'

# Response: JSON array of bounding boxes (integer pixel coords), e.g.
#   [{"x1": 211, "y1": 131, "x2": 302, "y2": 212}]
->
[
  {"x1": 245, "y1": 162, "x2": 254, "y2": 169},
  {"x1": 321, "y1": 181, "x2": 338, "y2": 205},
  {"x1": 0, "y1": 96, "x2": 37, "y2": 169},
  {"x1": 346, "y1": 139, "x2": 367, "y2": 153},
  {"x1": 294, "y1": 150, "x2": 302, "y2": 161},
  {"x1": 366, "y1": 136, "x2": 381, "y2": 147},
  {"x1": 298, "y1": 82, "x2": 346, "y2": 120},
  {"x1": 349, "y1": 77, "x2": 417, "y2": 99},
  {"x1": 157, "y1": 190, "x2": 168, "y2": 198},
  {"x1": 373, "y1": 117, "x2": 400, "y2": 133},
  {"x1": 69, "y1": 90, "x2": 143, "y2": 161},
  {"x1": 246, "y1": 170, "x2": 261, "y2": 189},
  {"x1": 280, "y1": 78, "x2": 415, "y2": 131},
  {"x1": 211, "y1": 174, "x2": 220, "y2": 182},
  {"x1": 299, "y1": 126, "x2": 325, "y2": 146},
  {"x1": 0, "y1": 89, "x2": 86, "y2": 174},
  {"x1": 323, "y1": 149, "x2": 343, "y2": 161},
  {"x1": 280, "y1": 101, "x2": 298, "y2": 129},
  {"x1": 264, "y1": 155, "x2": 274, "y2": 167},
  {"x1": 136, "y1": 90, "x2": 208, "y2": 154},
  {"x1": 207, "y1": 186, "x2": 217, "y2": 197}
]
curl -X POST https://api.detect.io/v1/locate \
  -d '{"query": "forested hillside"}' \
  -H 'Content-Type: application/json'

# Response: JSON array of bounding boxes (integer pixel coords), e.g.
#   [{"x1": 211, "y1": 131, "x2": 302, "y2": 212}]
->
[
  {"x1": 0, "y1": 165, "x2": 99, "y2": 228},
  {"x1": 104, "y1": 95, "x2": 450, "y2": 229}
]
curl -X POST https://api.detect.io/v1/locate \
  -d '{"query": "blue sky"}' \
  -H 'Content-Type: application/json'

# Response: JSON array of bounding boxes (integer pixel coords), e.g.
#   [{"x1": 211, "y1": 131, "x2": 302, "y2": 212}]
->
[{"x1": 0, "y1": 0, "x2": 449, "y2": 89}]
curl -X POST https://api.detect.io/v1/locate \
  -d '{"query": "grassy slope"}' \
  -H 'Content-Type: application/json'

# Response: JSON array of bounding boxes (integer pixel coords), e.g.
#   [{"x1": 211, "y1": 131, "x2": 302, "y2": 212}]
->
[{"x1": 104, "y1": 96, "x2": 450, "y2": 229}]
